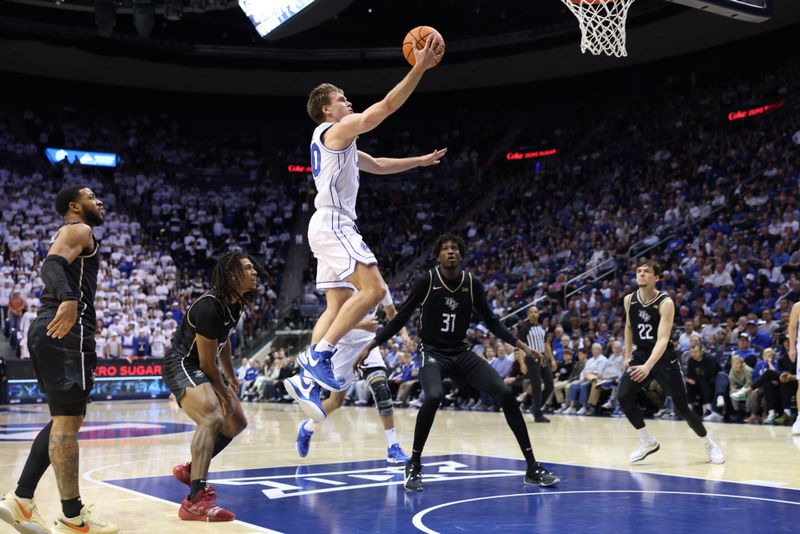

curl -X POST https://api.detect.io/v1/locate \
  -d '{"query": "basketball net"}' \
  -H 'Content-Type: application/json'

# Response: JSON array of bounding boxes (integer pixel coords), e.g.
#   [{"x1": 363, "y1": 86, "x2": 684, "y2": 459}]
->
[{"x1": 560, "y1": 0, "x2": 635, "y2": 58}]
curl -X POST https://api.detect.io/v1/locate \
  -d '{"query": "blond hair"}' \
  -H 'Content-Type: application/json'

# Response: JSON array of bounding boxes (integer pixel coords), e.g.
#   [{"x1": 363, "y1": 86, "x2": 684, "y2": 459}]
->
[{"x1": 307, "y1": 83, "x2": 342, "y2": 124}]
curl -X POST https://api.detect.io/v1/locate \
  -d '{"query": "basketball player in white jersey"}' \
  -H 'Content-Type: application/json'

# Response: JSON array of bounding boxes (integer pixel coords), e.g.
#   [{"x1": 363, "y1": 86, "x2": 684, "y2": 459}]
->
[
  {"x1": 285, "y1": 288, "x2": 410, "y2": 463},
  {"x1": 788, "y1": 301, "x2": 800, "y2": 435},
  {"x1": 298, "y1": 33, "x2": 446, "y2": 393}
]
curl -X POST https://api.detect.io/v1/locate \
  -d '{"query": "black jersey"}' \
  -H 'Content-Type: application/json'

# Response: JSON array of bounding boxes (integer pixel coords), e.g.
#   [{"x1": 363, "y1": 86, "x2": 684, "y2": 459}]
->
[
  {"x1": 165, "y1": 293, "x2": 242, "y2": 364},
  {"x1": 628, "y1": 290, "x2": 677, "y2": 364},
  {"x1": 38, "y1": 222, "x2": 100, "y2": 331},
  {"x1": 374, "y1": 268, "x2": 518, "y2": 356}
]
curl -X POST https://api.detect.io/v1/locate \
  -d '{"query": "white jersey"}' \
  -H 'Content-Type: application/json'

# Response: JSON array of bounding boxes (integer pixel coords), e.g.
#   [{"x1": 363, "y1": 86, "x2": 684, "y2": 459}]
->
[
  {"x1": 340, "y1": 289, "x2": 394, "y2": 345},
  {"x1": 311, "y1": 122, "x2": 360, "y2": 221}
]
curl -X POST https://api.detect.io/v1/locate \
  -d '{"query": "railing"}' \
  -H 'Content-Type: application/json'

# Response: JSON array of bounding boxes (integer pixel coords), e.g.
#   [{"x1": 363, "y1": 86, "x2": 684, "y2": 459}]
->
[
  {"x1": 563, "y1": 258, "x2": 618, "y2": 303},
  {"x1": 500, "y1": 295, "x2": 549, "y2": 324}
]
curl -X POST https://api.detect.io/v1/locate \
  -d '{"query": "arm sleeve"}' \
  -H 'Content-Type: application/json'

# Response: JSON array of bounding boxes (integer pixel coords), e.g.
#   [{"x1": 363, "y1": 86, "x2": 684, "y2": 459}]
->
[
  {"x1": 190, "y1": 297, "x2": 223, "y2": 340},
  {"x1": 41, "y1": 255, "x2": 78, "y2": 302},
  {"x1": 373, "y1": 275, "x2": 429, "y2": 346},
  {"x1": 470, "y1": 276, "x2": 518, "y2": 346}
]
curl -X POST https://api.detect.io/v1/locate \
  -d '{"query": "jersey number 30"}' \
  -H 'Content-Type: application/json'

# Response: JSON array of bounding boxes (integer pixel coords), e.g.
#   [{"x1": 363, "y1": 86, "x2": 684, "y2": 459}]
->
[
  {"x1": 637, "y1": 323, "x2": 654, "y2": 340},
  {"x1": 441, "y1": 313, "x2": 456, "y2": 333}
]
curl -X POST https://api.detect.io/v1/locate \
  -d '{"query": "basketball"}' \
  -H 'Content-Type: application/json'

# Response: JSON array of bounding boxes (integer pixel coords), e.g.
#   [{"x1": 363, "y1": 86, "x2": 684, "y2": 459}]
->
[{"x1": 402, "y1": 26, "x2": 445, "y2": 67}]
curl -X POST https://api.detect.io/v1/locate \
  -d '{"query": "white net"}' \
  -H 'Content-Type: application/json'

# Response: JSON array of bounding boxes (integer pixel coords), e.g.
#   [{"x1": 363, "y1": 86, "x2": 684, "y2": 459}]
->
[{"x1": 559, "y1": 0, "x2": 636, "y2": 58}]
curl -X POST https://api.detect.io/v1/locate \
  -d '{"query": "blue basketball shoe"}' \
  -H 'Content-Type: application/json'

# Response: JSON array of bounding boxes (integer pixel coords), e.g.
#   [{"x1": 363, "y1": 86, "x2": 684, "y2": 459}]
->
[
  {"x1": 386, "y1": 444, "x2": 410, "y2": 464},
  {"x1": 284, "y1": 371, "x2": 327, "y2": 422},
  {"x1": 297, "y1": 344, "x2": 341, "y2": 392},
  {"x1": 296, "y1": 419, "x2": 314, "y2": 458}
]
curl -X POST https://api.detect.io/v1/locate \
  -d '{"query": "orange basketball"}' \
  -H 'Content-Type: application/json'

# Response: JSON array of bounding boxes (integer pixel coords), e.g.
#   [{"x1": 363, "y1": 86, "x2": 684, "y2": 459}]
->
[{"x1": 402, "y1": 26, "x2": 445, "y2": 67}]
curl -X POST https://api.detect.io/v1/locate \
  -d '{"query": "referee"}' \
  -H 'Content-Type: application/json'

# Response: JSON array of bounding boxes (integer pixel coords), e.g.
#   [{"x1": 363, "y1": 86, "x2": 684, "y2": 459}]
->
[
  {"x1": 517, "y1": 306, "x2": 557, "y2": 422},
  {"x1": 356, "y1": 233, "x2": 559, "y2": 490}
]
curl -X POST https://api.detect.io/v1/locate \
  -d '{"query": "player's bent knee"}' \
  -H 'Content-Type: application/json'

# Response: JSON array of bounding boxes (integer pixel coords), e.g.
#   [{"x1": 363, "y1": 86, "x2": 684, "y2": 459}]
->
[
  {"x1": 202, "y1": 409, "x2": 225, "y2": 430},
  {"x1": 363, "y1": 284, "x2": 387, "y2": 307},
  {"x1": 368, "y1": 376, "x2": 393, "y2": 416},
  {"x1": 494, "y1": 385, "x2": 515, "y2": 405}
]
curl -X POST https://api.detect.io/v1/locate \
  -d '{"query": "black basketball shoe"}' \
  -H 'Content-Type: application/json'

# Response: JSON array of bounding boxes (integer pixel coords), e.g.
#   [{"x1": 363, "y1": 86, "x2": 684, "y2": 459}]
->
[
  {"x1": 524, "y1": 463, "x2": 560, "y2": 487},
  {"x1": 404, "y1": 461, "x2": 424, "y2": 492}
]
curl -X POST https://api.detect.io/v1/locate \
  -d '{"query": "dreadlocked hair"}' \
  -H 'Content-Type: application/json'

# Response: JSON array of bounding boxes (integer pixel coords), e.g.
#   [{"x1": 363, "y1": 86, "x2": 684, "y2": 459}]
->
[{"x1": 211, "y1": 252, "x2": 263, "y2": 305}]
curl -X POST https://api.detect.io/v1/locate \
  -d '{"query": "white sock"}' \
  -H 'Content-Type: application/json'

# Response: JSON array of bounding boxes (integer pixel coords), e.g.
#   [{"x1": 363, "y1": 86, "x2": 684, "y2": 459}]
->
[
  {"x1": 768, "y1": 410, "x2": 775, "y2": 417},
  {"x1": 385, "y1": 428, "x2": 397, "y2": 447},
  {"x1": 785, "y1": 409, "x2": 792, "y2": 416},
  {"x1": 702, "y1": 403, "x2": 711, "y2": 412},
  {"x1": 637, "y1": 428, "x2": 654, "y2": 442},
  {"x1": 303, "y1": 420, "x2": 318, "y2": 433},
  {"x1": 316, "y1": 339, "x2": 336, "y2": 353},
  {"x1": 702, "y1": 435, "x2": 713, "y2": 446}
]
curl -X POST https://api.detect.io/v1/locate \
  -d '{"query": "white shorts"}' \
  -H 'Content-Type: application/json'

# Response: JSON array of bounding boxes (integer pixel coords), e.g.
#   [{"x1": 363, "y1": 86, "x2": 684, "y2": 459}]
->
[
  {"x1": 308, "y1": 208, "x2": 377, "y2": 290},
  {"x1": 332, "y1": 341, "x2": 386, "y2": 388}
]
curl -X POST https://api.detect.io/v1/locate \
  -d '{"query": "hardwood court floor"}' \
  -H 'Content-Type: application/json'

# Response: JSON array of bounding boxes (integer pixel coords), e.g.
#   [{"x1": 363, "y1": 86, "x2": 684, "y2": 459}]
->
[{"x1": 1, "y1": 400, "x2": 798, "y2": 533}]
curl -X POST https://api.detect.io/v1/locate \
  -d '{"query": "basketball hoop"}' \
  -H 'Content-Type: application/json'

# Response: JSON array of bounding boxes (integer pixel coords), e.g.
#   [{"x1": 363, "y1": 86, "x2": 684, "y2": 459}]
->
[{"x1": 560, "y1": 0, "x2": 635, "y2": 58}]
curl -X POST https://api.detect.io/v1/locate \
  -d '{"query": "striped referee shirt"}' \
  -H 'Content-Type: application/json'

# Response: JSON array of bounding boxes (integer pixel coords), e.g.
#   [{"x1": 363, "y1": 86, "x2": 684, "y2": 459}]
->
[{"x1": 518, "y1": 322, "x2": 546, "y2": 353}]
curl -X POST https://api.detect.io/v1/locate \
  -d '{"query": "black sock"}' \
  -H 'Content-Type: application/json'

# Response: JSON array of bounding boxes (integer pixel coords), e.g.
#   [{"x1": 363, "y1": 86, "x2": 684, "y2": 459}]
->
[
  {"x1": 212, "y1": 434, "x2": 233, "y2": 458},
  {"x1": 410, "y1": 449, "x2": 422, "y2": 465},
  {"x1": 62, "y1": 497, "x2": 83, "y2": 519},
  {"x1": 16, "y1": 421, "x2": 53, "y2": 499},
  {"x1": 189, "y1": 479, "x2": 206, "y2": 500},
  {"x1": 183, "y1": 433, "x2": 233, "y2": 476},
  {"x1": 523, "y1": 447, "x2": 537, "y2": 469}
]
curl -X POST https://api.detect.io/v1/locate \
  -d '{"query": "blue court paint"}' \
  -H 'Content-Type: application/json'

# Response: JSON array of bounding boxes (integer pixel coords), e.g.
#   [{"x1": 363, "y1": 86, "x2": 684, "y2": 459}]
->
[
  {"x1": 0, "y1": 421, "x2": 195, "y2": 442},
  {"x1": 104, "y1": 454, "x2": 800, "y2": 533}
]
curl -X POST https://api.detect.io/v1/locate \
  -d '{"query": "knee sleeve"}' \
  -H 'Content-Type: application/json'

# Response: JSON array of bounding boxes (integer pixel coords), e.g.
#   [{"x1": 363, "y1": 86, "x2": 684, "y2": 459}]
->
[{"x1": 366, "y1": 369, "x2": 393, "y2": 416}]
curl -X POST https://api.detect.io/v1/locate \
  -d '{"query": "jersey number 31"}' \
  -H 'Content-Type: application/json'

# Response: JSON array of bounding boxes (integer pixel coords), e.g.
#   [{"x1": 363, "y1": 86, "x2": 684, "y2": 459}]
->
[{"x1": 441, "y1": 313, "x2": 456, "y2": 333}]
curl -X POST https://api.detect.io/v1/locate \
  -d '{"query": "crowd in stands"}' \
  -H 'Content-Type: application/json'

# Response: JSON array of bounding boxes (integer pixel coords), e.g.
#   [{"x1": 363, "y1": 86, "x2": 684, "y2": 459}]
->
[{"x1": 0, "y1": 105, "x2": 295, "y2": 360}]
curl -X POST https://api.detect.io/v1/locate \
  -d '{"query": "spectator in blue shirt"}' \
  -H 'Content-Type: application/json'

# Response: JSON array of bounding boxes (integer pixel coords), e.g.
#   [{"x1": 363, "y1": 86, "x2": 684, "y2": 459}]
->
[
  {"x1": 733, "y1": 332, "x2": 759, "y2": 368},
  {"x1": 745, "y1": 320, "x2": 771, "y2": 352}
]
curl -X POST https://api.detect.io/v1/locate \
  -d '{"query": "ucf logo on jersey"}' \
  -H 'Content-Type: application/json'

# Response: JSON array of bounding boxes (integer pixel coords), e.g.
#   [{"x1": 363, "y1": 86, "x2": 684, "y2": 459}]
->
[
  {"x1": 445, "y1": 297, "x2": 459, "y2": 311},
  {"x1": 638, "y1": 309, "x2": 651, "y2": 323}
]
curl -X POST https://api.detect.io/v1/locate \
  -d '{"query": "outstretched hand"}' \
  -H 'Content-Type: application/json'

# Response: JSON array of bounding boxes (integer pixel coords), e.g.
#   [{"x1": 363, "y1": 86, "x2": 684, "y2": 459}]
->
[
  {"x1": 353, "y1": 346, "x2": 372, "y2": 373},
  {"x1": 413, "y1": 32, "x2": 445, "y2": 71},
  {"x1": 419, "y1": 148, "x2": 448, "y2": 167}
]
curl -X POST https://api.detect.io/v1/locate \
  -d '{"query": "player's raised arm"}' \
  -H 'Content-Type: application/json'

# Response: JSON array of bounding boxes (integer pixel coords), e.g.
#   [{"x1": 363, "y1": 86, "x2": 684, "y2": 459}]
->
[
  {"x1": 357, "y1": 149, "x2": 448, "y2": 175},
  {"x1": 326, "y1": 34, "x2": 443, "y2": 144}
]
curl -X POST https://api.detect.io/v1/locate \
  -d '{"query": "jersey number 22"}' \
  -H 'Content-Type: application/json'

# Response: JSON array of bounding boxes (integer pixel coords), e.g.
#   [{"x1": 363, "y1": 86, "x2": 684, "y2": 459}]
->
[{"x1": 637, "y1": 323, "x2": 654, "y2": 340}]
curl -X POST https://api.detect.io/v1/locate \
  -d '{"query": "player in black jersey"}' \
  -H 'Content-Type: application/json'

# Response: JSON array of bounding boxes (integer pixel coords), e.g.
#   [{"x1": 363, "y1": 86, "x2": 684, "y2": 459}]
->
[
  {"x1": 162, "y1": 252, "x2": 259, "y2": 522},
  {"x1": 0, "y1": 186, "x2": 118, "y2": 534},
  {"x1": 619, "y1": 259, "x2": 724, "y2": 464},
  {"x1": 356, "y1": 234, "x2": 559, "y2": 490}
]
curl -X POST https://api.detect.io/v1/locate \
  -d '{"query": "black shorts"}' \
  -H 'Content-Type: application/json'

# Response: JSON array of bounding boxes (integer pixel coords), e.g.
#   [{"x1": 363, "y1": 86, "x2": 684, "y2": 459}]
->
[
  {"x1": 418, "y1": 347, "x2": 485, "y2": 388},
  {"x1": 162, "y1": 352, "x2": 210, "y2": 406},
  {"x1": 628, "y1": 352, "x2": 684, "y2": 391},
  {"x1": 27, "y1": 317, "x2": 96, "y2": 417}
]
